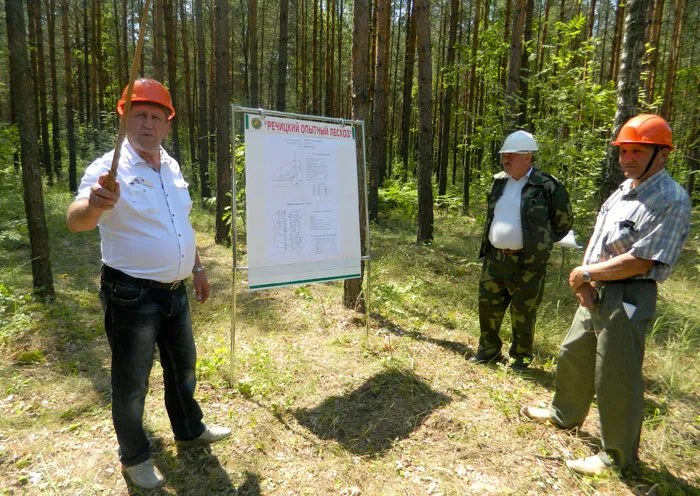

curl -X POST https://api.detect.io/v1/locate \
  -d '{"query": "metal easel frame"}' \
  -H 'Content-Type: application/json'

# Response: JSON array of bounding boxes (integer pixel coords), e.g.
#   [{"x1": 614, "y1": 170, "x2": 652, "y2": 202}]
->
[{"x1": 229, "y1": 106, "x2": 372, "y2": 381}]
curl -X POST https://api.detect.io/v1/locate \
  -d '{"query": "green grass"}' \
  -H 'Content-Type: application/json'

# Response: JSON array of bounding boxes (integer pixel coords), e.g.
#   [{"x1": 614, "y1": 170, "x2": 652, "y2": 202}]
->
[{"x1": 0, "y1": 175, "x2": 698, "y2": 495}]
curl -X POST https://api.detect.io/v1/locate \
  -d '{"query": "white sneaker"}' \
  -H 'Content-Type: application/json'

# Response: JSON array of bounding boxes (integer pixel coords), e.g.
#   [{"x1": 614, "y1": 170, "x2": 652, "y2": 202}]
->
[
  {"x1": 566, "y1": 454, "x2": 610, "y2": 476},
  {"x1": 195, "y1": 425, "x2": 231, "y2": 443},
  {"x1": 521, "y1": 406, "x2": 552, "y2": 423},
  {"x1": 123, "y1": 459, "x2": 165, "y2": 489}
]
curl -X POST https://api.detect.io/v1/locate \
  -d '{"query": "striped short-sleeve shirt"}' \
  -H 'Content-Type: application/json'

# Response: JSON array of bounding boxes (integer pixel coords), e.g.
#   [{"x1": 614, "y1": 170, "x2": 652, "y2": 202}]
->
[{"x1": 583, "y1": 170, "x2": 691, "y2": 283}]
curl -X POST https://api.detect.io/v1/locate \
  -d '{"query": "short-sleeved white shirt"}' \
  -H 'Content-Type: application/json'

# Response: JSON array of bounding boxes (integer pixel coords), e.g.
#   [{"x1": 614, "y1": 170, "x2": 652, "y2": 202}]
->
[
  {"x1": 76, "y1": 141, "x2": 196, "y2": 283},
  {"x1": 488, "y1": 168, "x2": 532, "y2": 250}
]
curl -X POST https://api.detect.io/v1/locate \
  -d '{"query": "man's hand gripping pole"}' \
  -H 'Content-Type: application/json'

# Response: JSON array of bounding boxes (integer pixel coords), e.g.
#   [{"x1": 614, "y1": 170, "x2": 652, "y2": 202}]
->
[{"x1": 103, "y1": 0, "x2": 151, "y2": 192}]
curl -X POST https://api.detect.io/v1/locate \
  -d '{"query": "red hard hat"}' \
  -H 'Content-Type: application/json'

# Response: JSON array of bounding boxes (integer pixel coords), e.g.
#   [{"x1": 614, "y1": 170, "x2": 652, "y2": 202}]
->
[
  {"x1": 611, "y1": 114, "x2": 673, "y2": 150},
  {"x1": 116, "y1": 78, "x2": 176, "y2": 120}
]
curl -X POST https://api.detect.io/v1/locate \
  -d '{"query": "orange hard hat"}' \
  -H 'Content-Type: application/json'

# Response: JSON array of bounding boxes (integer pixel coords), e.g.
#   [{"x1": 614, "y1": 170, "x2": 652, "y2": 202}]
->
[
  {"x1": 611, "y1": 114, "x2": 673, "y2": 150},
  {"x1": 117, "y1": 78, "x2": 176, "y2": 120}
]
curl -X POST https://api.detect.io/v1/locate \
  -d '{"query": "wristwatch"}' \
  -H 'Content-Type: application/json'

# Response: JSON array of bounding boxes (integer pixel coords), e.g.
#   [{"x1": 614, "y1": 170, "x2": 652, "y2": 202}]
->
[
  {"x1": 193, "y1": 266, "x2": 205, "y2": 273},
  {"x1": 581, "y1": 269, "x2": 592, "y2": 283}
]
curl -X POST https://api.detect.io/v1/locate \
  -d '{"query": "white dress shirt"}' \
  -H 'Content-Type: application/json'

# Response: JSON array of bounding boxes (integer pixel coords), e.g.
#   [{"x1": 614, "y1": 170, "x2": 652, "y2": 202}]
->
[
  {"x1": 76, "y1": 141, "x2": 196, "y2": 283},
  {"x1": 488, "y1": 169, "x2": 531, "y2": 250}
]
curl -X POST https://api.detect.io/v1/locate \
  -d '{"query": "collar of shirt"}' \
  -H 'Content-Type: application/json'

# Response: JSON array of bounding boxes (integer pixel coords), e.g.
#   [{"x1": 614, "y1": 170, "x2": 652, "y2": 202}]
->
[
  {"x1": 505, "y1": 166, "x2": 533, "y2": 182},
  {"x1": 620, "y1": 169, "x2": 668, "y2": 199},
  {"x1": 123, "y1": 141, "x2": 173, "y2": 172}
]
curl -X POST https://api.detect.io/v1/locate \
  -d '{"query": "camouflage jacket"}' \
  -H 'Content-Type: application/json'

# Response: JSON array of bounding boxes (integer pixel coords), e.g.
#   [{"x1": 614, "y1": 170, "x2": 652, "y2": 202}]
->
[{"x1": 479, "y1": 167, "x2": 574, "y2": 267}]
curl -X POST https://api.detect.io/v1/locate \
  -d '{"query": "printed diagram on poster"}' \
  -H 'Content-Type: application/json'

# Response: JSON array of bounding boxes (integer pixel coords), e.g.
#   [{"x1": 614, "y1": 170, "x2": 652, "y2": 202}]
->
[{"x1": 244, "y1": 114, "x2": 362, "y2": 290}]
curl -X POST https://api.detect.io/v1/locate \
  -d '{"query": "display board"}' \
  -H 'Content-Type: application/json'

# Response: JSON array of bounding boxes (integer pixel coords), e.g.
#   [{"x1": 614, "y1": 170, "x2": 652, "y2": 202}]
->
[{"x1": 243, "y1": 113, "x2": 362, "y2": 291}]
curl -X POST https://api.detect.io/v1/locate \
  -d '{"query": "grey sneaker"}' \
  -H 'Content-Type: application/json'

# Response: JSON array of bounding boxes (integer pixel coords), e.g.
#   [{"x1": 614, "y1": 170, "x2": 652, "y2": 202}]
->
[
  {"x1": 195, "y1": 425, "x2": 231, "y2": 443},
  {"x1": 123, "y1": 459, "x2": 165, "y2": 489}
]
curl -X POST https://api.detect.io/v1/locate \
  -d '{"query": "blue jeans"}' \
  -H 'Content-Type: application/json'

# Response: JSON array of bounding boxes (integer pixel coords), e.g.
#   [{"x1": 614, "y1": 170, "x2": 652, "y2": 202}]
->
[{"x1": 100, "y1": 276, "x2": 205, "y2": 467}]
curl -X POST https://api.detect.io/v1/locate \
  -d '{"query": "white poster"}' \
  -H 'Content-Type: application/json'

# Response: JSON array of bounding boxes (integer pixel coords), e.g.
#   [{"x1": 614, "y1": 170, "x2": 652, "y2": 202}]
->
[{"x1": 244, "y1": 114, "x2": 362, "y2": 290}]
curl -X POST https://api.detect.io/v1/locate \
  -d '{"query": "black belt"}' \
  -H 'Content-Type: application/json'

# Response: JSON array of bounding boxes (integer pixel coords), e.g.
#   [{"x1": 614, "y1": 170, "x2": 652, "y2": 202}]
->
[
  {"x1": 101, "y1": 265, "x2": 185, "y2": 291},
  {"x1": 493, "y1": 247, "x2": 522, "y2": 255},
  {"x1": 605, "y1": 278, "x2": 656, "y2": 285}
]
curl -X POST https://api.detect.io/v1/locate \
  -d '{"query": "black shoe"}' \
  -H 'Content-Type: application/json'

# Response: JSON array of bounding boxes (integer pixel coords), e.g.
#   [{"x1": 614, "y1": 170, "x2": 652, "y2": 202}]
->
[
  {"x1": 510, "y1": 357, "x2": 531, "y2": 370},
  {"x1": 468, "y1": 353, "x2": 503, "y2": 364}
]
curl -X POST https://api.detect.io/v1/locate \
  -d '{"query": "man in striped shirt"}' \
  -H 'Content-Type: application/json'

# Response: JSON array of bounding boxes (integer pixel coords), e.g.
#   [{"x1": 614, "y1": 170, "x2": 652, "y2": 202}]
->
[{"x1": 522, "y1": 115, "x2": 691, "y2": 475}]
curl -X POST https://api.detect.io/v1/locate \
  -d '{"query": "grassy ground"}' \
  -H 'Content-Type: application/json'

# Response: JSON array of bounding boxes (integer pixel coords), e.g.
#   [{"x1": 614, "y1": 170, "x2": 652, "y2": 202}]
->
[{"x1": 1, "y1": 183, "x2": 698, "y2": 495}]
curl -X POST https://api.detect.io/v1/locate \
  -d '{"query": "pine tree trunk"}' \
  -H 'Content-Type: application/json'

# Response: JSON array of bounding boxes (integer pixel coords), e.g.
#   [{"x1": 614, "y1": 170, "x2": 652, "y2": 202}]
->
[
  {"x1": 312, "y1": 0, "x2": 320, "y2": 113},
  {"x1": 518, "y1": 0, "x2": 533, "y2": 127},
  {"x1": 154, "y1": 0, "x2": 165, "y2": 80},
  {"x1": 659, "y1": 0, "x2": 685, "y2": 119},
  {"x1": 505, "y1": 0, "x2": 526, "y2": 130},
  {"x1": 276, "y1": 0, "x2": 289, "y2": 110},
  {"x1": 500, "y1": 0, "x2": 511, "y2": 89},
  {"x1": 5, "y1": 0, "x2": 55, "y2": 298},
  {"x1": 180, "y1": 0, "x2": 198, "y2": 176},
  {"x1": 215, "y1": 0, "x2": 231, "y2": 244},
  {"x1": 62, "y1": 0, "x2": 77, "y2": 193},
  {"x1": 609, "y1": 1, "x2": 625, "y2": 83},
  {"x1": 208, "y1": 12, "x2": 216, "y2": 157},
  {"x1": 598, "y1": 0, "x2": 611, "y2": 84},
  {"x1": 81, "y1": 0, "x2": 89, "y2": 127},
  {"x1": 399, "y1": 0, "x2": 416, "y2": 181},
  {"x1": 30, "y1": 0, "x2": 53, "y2": 185},
  {"x1": 249, "y1": 0, "x2": 259, "y2": 107},
  {"x1": 324, "y1": 0, "x2": 335, "y2": 115},
  {"x1": 537, "y1": 0, "x2": 550, "y2": 78},
  {"x1": 437, "y1": 0, "x2": 458, "y2": 196},
  {"x1": 343, "y1": 0, "x2": 371, "y2": 311},
  {"x1": 463, "y1": 0, "x2": 481, "y2": 215},
  {"x1": 113, "y1": 0, "x2": 124, "y2": 88},
  {"x1": 122, "y1": 0, "x2": 129, "y2": 84},
  {"x1": 195, "y1": 0, "x2": 211, "y2": 197},
  {"x1": 600, "y1": 0, "x2": 649, "y2": 202},
  {"x1": 387, "y1": 0, "x2": 404, "y2": 178},
  {"x1": 91, "y1": 0, "x2": 102, "y2": 137},
  {"x1": 369, "y1": 0, "x2": 390, "y2": 221},
  {"x1": 643, "y1": 0, "x2": 665, "y2": 102},
  {"x1": 300, "y1": 0, "x2": 308, "y2": 112},
  {"x1": 163, "y1": 0, "x2": 181, "y2": 163},
  {"x1": 415, "y1": 0, "x2": 433, "y2": 244},
  {"x1": 47, "y1": 0, "x2": 62, "y2": 178}
]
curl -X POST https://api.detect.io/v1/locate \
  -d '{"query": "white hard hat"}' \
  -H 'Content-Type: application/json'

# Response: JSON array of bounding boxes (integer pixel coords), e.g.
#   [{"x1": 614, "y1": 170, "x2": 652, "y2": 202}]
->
[{"x1": 499, "y1": 130, "x2": 538, "y2": 153}]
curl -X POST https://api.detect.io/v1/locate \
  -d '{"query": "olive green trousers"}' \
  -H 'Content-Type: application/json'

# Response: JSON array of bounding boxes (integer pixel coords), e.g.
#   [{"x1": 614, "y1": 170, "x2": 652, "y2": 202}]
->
[{"x1": 551, "y1": 280, "x2": 657, "y2": 469}]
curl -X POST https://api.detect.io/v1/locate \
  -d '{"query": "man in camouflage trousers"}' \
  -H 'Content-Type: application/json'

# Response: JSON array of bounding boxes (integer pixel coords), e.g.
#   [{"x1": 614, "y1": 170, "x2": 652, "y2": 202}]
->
[{"x1": 472, "y1": 130, "x2": 573, "y2": 369}]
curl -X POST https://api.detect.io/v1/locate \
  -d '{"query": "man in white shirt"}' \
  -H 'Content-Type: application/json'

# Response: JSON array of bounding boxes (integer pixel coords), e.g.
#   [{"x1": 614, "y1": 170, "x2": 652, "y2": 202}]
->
[
  {"x1": 67, "y1": 79, "x2": 230, "y2": 490},
  {"x1": 473, "y1": 130, "x2": 573, "y2": 369}
]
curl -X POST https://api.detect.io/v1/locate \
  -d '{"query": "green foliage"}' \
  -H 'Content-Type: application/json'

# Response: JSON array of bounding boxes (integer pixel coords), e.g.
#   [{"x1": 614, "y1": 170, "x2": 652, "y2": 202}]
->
[
  {"x1": 372, "y1": 277, "x2": 424, "y2": 317},
  {"x1": 434, "y1": 193, "x2": 462, "y2": 216},
  {"x1": 0, "y1": 219, "x2": 25, "y2": 246},
  {"x1": 0, "y1": 123, "x2": 18, "y2": 178},
  {"x1": 14, "y1": 349, "x2": 45, "y2": 364},
  {"x1": 0, "y1": 284, "x2": 33, "y2": 340},
  {"x1": 196, "y1": 347, "x2": 229, "y2": 382},
  {"x1": 378, "y1": 180, "x2": 419, "y2": 219},
  {"x1": 294, "y1": 286, "x2": 314, "y2": 301}
]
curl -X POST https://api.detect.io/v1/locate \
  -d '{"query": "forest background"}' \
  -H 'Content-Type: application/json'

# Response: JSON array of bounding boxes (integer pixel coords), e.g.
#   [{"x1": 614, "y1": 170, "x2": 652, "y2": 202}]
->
[{"x1": 1, "y1": 0, "x2": 699, "y2": 494}]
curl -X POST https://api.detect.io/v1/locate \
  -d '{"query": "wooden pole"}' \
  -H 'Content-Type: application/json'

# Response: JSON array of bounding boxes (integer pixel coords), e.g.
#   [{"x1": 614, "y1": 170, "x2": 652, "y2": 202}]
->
[{"x1": 103, "y1": 0, "x2": 151, "y2": 191}]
